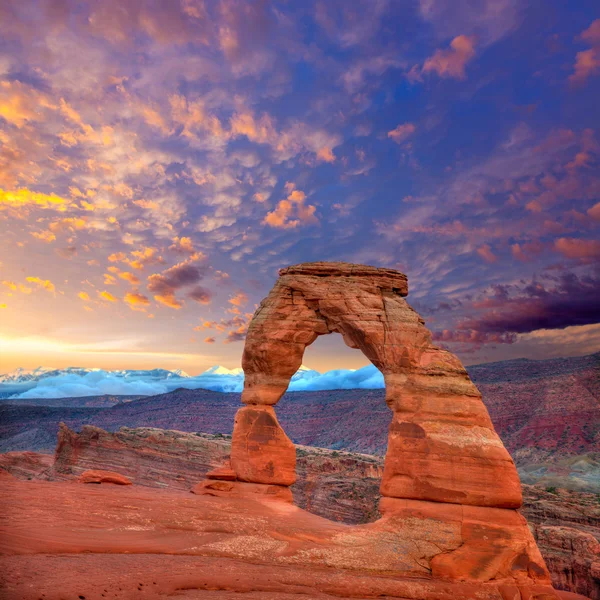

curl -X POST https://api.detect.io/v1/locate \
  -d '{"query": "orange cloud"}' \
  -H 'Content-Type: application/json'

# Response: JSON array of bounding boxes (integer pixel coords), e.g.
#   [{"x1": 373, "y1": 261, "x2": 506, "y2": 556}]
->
[
  {"x1": 124, "y1": 291, "x2": 151, "y2": 311},
  {"x1": 423, "y1": 35, "x2": 476, "y2": 79},
  {"x1": 119, "y1": 271, "x2": 141, "y2": 285},
  {"x1": 263, "y1": 184, "x2": 318, "y2": 229},
  {"x1": 555, "y1": 237, "x2": 600, "y2": 260},
  {"x1": 169, "y1": 236, "x2": 197, "y2": 256},
  {"x1": 0, "y1": 81, "x2": 54, "y2": 128},
  {"x1": 228, "y1": 291, "x2": 248, "y2": 307},
  {"x1": 98, "y1": 290, "x2": 118, "y2": 302},
  {"x1": 230, "y1": 111, "x2": 277, "y2": 145},
  {"x1": 476, "y1": 244, "x2": 497, "y2": 263},
  {"x1": 103, "y1": 274, "x2": 117, "y2": 285},
  {"x1": 2, "y1": 280, "x2": 32, "y2": 294},
  {"x1": 128, "y1": 247, "x2": 164, "y2": 270},
  {"x1": 25, "y1": 277, "x2": 56, "y2": 293},
  {"x1": 78, "y1": 291, "x2": 91, "y2": 301},
  {"x1": 49, "y1": 217, "x2": 87, "y2": 233},
  {"x1": 316, "y1": 146, "x2": 336, "y2": 163},
  {"x1": 204, "y1": 336, "x2": 216, "y2": 343},
  {"x1": 170, "y1": 94, "x2": 225, "y2": 139},
  {"x1": 588, "y1": 202, "x2": 600, "y2": 221},
  {"x1": 570, "y1": 19, "x2": 600, "y2": 84},
  {"x1": 388, "y1": 122, "x2": 416, "y2": 145},
  {"x1": 0, "y1": 188, "x2": 70, "y2": 211},
  {"x1": 31, "y1": 230, "x2": 56, "y2": 243},
  {"x1": 108, "y1": 247, "x2": 164, "y2": 270}
]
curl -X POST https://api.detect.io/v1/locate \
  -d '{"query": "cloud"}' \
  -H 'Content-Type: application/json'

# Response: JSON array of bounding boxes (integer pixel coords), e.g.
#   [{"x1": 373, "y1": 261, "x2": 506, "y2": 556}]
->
[
  {"x1": 0, "y1": 80, "x2": 54, "y2": 128},
  {"x1": 458, "y1": 271, "x2": 600, "y2": 336},
  {"x1": 1, "y1": 364, "x2": 390, "y2": 399},
  {"x1": 98, "y1": 290, "x2": 118, "y2": 302},
  {"x1": 109, "y1": 247, "x2": 165, "y2": 270},
  {"x1": 31, "y1": 230, "x2": 56, "y2": 243},
  {"x1": 0, "y1": 188, "x2": 70, "y2": 211},
  {"x1": 588, "y1": 202, "x2": 600, "y2": 221},
  {"x1": 204, "y1": 336, "x2": 216, "y2": 343},
  {"x1": 25, "y1": 277, "x2": 56, "y2": 293},
  {"x1": 168, "y1": 236, "x2": 196, "y2": 256},
  {"x1": 147, "y1": 260, "x2": 206, "y2": 309},
  {"x1": 387, "y1": 123, "x2": 416, "y2": 145},
  {"x1": 124, "y1": 290, "x2": 151, "y2": 311},
  {"x1": 228, "y1": 291, "x2": 248, "y2": 307},
  {"x1": 570, "y1": 19, "x2": 600, "y2": 84},
  {"x1": 417, "y1": 0, "x2": 519, "y2": 47},
  {"x1": 555, "y1": 237, "x2": 600, "y2": 261},
  {"x1": 422, "y1": 35, "x2": 476, "y2": 79},
  {"x1": 118, "y1": 271, "x2": 140, "y2": 285},
  {"x1": 263, "y1": 184, "x2": 318, "y2": 229},
  {"x1": 476, "y1": 243, "x2": 497, "y2": 263},
  {"x1": 187, "y1": 285, "x2": 212, "y2": 304},
  {"x1": 78, "y1": 291, "x2": 90, "y2": 301}
]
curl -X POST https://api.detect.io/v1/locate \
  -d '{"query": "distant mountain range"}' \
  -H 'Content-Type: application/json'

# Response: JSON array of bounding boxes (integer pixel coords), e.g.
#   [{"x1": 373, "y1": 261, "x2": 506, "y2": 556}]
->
[
  {"x1": 0, "y1": 363, "x2": 382, "y2": 399},
  {"x1": 0, "y1": 351, "x2": 597, "y2": 492}
]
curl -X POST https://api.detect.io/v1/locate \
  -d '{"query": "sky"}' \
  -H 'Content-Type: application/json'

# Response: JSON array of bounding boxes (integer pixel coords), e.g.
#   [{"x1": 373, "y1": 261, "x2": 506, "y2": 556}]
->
[{"x1": 0, "y1": 0, "x2": 599, "y2": 375}]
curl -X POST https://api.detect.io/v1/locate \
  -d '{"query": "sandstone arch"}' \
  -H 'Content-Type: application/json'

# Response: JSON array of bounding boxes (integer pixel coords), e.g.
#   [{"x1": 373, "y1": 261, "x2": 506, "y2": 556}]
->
[
  {"x1": 197, "y1": 262, "x2": 556, "y2": 595},
  {"x1": 232, "y1": 262, "x2": 521, "y2": 508}
]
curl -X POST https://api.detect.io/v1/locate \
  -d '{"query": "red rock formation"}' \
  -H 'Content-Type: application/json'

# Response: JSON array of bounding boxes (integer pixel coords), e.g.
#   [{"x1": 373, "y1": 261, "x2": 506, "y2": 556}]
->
[
  {"x1": 202, "y1": 261, "x2": 558, "y2": 597},
  {"x1": 0, "y1": 451, "x2": 53, "y2": 480},
  {"x1": 52, "y1": 422, "x2": 230, "y2": 490},
  {"x1": 2, "y1": 424, "x2": 596, "y2": 598},
  {"x1": 1, "y1": 478, "x2": 583, "y2": 600},
  {"x1": 79, "y1": 469, "x2": 132, "y2": 485},
  {"x1": 236, "y1": 262, "x2": 521, "y2": 509},
  {"x1": 230, "y1": 405, "x2": 296, "y2": 485}
]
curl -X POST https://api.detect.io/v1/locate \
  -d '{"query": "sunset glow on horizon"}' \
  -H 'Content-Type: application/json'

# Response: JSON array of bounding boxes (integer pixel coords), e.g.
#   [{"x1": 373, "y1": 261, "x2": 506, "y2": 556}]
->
[{"x1": 1, "y1": 1, "x2": 599, "y2": 375}]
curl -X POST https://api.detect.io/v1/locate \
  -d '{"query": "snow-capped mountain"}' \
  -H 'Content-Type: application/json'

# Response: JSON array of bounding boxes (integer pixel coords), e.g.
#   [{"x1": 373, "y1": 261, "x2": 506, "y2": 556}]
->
[
  {"x1": 0, "y1": 367, "x2": 189, "y2": 384},
  {"x1": 0, "y1": 363, "x2": 384, "y2": 399},
  {"x1": 202, "y1": 365, "x2": 244, "y2": 376}
]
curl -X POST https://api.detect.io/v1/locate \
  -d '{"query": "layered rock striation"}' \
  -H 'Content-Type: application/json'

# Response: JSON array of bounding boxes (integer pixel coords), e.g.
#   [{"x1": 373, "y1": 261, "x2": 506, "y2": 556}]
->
[{"x1": 200, "y1": 261, "x2": 558, "y2": 597}]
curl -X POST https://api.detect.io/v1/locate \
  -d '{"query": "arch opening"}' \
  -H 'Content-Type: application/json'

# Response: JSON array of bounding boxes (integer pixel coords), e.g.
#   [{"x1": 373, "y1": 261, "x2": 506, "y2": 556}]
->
[{"x1": 229, "y1": 262, "x2": 523, "y2": 511}]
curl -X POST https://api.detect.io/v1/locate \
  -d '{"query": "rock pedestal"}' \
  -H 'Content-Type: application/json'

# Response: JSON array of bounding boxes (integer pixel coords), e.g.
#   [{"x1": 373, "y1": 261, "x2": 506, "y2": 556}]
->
[{"x1": 204, "y1": 261, "x2": 559, "y2": 596}]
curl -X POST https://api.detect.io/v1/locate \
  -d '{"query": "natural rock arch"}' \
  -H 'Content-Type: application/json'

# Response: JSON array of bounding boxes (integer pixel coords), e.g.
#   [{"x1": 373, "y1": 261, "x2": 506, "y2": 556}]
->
[
  {"x1": 197, "y1": 262, "x2": 555, "y2": 593},
  {"x1": 231, "y1": 262, "x2": 521, "y2": 508}
]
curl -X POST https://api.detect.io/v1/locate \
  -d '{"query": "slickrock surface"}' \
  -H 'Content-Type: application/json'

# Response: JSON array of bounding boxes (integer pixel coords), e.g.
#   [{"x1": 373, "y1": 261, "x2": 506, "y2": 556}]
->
[
  {"x1": 1, "y1": 424, "x2": 597, "y2": 598},
  {"x1": 0, "y1": 478, "x2": 577, "y2": 600}
]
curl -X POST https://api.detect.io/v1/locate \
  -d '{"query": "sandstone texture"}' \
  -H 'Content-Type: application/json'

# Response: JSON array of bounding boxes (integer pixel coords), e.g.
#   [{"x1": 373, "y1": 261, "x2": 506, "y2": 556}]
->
[
  {"x1": 78, "y1": 469, "x2": 132, "y2": 485},
  {"x1": 237, "y1": 261, "x2": 522, "y2": 509},
  {"x1": 208, "y1": 261, "x2": 555, "y2": 596},
  {"x1": 1, "y1": 424, "x2": 597, "y2": 598},
  {"x1": 0, "y1": 477, "x2": 574, "y2": 600},
  {"x1": 230, "y1": 405, "x2": 296, "y2": 485},
  {"x1": 52, "y1": 422, "x2": 230, "y2": 489}
]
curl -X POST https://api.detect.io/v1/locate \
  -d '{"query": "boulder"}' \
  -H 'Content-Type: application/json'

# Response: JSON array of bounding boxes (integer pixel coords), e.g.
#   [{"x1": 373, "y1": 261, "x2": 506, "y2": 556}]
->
[{"x1": 78, "y1": 469, "x2": 132, "y2": 485}]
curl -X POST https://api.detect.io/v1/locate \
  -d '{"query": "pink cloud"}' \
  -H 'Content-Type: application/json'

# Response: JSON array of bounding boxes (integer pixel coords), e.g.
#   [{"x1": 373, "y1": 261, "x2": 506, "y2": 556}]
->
[
  {"x1": 569, "y1": 19, "x2": 600, "y2": 84},
  {"x1": 387, "y1": 122, "x2": 416, "y2": 145},
  {"x1": 476, "y1": 243, "x2": 497, "y2": 263},
  {"x1": 554, "y1": 237, "x2": 600, "y2": 260},
  {"x1": 422, "y1": 35, "x2": 476, "y2": 79}
]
